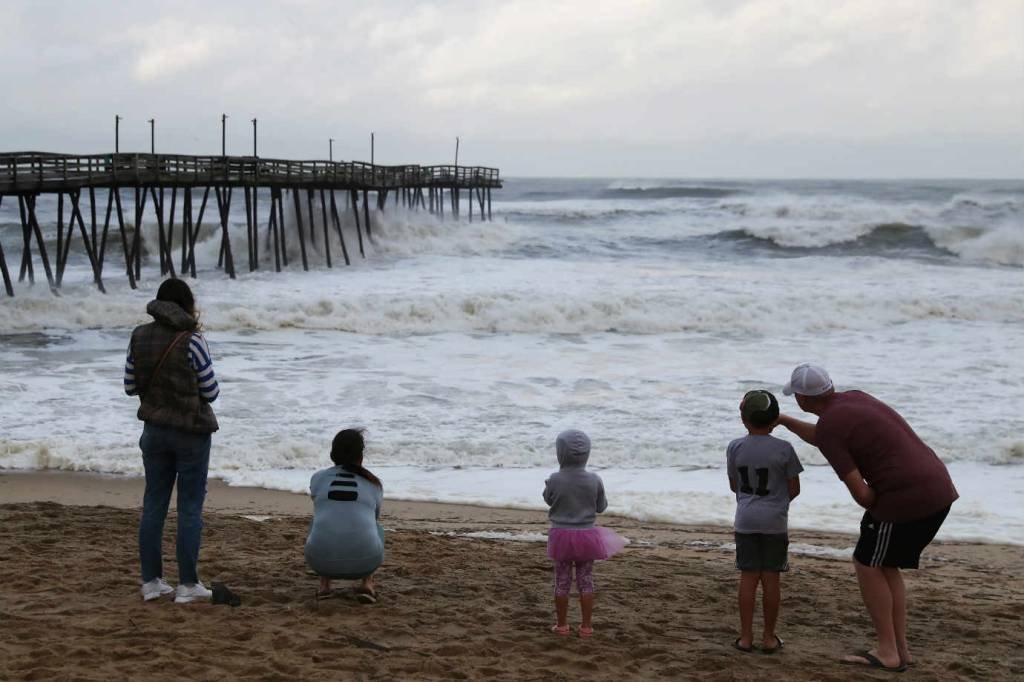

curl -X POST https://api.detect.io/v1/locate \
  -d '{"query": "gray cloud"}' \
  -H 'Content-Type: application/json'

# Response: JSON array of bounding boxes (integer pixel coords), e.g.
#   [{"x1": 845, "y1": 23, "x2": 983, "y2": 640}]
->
[{"x1": 3, "y1": 0, "x2": 1022, "y2": 177}]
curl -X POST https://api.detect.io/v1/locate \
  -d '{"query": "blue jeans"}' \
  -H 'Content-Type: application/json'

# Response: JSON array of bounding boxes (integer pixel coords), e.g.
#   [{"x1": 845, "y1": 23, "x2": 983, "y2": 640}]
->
[{"x1": 138, "y1": 423, "x2": 211, "y2": 585}]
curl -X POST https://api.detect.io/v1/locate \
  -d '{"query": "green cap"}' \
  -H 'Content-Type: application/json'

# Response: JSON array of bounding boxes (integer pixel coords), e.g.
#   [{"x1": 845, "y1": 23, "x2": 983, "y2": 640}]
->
[{"x1": 741, "y1": 390, "x2": 779, "y2": 427}]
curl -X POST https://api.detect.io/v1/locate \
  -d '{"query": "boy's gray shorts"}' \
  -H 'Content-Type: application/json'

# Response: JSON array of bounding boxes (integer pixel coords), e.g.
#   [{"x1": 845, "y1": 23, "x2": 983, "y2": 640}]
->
[{"x1": 734, "y1": 532, "x2": 789, "y2": 572}]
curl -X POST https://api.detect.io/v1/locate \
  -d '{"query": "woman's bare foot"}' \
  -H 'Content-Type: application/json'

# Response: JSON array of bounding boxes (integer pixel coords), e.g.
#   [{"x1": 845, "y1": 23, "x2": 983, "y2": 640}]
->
[{"x1": 354, "y1": 574, "x2": 378, "y2": 603}]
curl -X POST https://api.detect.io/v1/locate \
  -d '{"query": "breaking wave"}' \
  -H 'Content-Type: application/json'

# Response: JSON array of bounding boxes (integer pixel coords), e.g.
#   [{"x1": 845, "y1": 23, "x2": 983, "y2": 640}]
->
[{"x1": 599, "y1": 186, "x2": 742, "y2": 199}]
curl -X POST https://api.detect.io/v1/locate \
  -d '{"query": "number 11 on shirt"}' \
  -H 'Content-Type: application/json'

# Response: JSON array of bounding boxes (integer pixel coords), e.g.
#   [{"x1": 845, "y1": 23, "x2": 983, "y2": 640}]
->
[{"x1": 737, "y1": 466, "x2": 770, "y2": 496}]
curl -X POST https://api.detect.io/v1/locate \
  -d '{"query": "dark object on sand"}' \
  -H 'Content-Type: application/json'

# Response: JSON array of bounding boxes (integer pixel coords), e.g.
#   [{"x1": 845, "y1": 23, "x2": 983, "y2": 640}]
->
[{"x1": 211, "y1": 582, "x2": 241, "y2": 607}]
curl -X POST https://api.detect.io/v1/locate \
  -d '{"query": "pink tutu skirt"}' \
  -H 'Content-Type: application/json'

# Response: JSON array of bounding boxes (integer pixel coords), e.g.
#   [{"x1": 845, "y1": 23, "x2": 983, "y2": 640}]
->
[{"x1": 547, "y1": 526, "x2": 627, "y2": 562}]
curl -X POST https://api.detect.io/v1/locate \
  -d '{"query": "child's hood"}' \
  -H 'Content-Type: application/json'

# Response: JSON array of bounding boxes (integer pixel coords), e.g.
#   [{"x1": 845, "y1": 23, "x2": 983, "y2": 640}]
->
[{"x1": 555, "y1": 429, "x2": 591, "y2": 469}]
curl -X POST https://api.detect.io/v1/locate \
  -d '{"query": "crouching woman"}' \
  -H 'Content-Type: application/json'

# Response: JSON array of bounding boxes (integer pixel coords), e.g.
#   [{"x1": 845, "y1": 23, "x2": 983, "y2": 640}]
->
[{"x1": 305, "y1": 428, "x2": 384, "y2": 603}]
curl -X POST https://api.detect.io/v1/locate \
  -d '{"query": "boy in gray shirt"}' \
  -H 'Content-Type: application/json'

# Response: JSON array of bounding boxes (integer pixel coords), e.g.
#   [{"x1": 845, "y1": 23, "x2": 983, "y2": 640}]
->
[{"x1": 726, "y1": 390, "x2": 803, "y2": 654}]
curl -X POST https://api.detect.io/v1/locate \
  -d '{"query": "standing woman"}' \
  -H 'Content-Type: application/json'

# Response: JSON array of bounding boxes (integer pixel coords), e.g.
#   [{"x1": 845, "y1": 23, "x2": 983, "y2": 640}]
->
[{"x1": 125, "y1": 279, "x2": 220, "y2": 603}]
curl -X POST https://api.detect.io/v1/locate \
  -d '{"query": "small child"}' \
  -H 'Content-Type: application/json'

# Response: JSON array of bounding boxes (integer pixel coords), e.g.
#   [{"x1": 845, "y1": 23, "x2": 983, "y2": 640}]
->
[
  {"x1": 543, "y1": 429, "x2": 626, "y2": 638},
  {"x1": 726, "y1": 390, "x2": 803, "y2": 654}
]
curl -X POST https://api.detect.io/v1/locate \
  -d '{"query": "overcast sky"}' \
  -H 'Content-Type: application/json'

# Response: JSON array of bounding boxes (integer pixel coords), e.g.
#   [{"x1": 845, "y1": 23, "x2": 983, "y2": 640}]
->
[{"x1": 2, "y1": 0, "x2": 1022, "y2": 177}]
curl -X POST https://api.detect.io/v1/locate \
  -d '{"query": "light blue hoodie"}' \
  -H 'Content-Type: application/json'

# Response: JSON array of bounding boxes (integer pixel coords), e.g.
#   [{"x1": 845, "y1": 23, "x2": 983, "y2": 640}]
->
[{"x1": 543, "y1": 430, "x2": 608, "y2": 529}]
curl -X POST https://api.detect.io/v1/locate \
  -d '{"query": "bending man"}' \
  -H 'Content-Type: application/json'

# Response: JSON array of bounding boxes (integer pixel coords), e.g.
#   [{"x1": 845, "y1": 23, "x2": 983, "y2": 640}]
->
[{"x1": 776, "y1": 363, "x2": 957, "y2": 672}]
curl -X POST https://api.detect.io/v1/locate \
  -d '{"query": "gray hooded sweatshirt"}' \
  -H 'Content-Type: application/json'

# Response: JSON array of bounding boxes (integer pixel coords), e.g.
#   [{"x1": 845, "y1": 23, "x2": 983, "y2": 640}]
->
[{"x1": 543, "y1": 430, "x2": 608, "y2": 529}]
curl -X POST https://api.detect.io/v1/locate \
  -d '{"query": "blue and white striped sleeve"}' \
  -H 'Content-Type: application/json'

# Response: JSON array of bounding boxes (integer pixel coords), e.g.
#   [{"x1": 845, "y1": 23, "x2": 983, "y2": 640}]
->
[
  {"x1": 124, "y1": 342, "x2": 137, "y2": 396},
  {"x1": 188, "y1": 332, "x2": 220, "y2": 403}
]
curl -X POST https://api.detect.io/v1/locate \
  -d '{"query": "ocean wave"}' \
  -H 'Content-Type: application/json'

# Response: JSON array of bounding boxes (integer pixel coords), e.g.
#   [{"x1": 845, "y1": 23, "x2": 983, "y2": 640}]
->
[
  {"x1": 3, "y1": 266, "x2": 1021, "y2": 336},
  {"x1": 943, "y1": 193, "x2": 1023, "y2": 215},
  {"x1": 701, "y1": 220, "x2": 1022, "y2": 267},
  {"x1": 4, "y1": 182, "x2": 1020, "y2": 270},
  {"x1": 930, "y1": 221, "x2": 1024, "y2": 267},
  {"x1": 709, "y1": 223, "x2": 950, "y2": 255},
  {"x1": 996, "y1": 441, "x2": 1024, "y2": 465},
  {"x1": 2, "y1": 200, "x2": 1022, "y2": 334},
  {"x1": 500, "y1": 206, "x2": 673, "y2": 224},
  {"x1": 516, "y1": 190, "x2": 579, "y2": 201},
  {"x1": 0, "y1": 205, "x2": 526, "y2": 272},
  {"x1": 600, "y1": 186, "x2": 741, "y2": 199}
]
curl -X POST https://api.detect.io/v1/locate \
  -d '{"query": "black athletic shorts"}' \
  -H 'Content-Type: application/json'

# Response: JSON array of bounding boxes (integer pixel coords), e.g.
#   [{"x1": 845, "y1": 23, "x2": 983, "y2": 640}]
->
[
  {"x1": 734, "y1": 533, "x2": 789, "y2": 572},
  {"x1": 853, "y1": 505, "x2": 951, "y2": 569}
]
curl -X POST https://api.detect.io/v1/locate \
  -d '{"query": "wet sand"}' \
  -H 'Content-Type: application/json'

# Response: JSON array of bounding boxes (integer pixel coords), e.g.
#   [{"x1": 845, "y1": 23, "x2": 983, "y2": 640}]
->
[{"x1": 1, "y1": 471, "x2": 1020, "y2": 680}]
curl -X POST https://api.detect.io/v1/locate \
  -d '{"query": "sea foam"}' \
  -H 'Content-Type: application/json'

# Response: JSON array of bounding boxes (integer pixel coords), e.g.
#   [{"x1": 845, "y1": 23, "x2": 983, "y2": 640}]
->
[{"x1": 2, "y1": 177, "x2": 1021, "y2": 543}]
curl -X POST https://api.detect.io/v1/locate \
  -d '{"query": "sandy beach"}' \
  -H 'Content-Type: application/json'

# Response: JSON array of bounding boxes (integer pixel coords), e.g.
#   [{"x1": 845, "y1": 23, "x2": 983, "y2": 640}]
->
[{"x1": 0, "y1": 471, "x2": 1019, "y2": 680}]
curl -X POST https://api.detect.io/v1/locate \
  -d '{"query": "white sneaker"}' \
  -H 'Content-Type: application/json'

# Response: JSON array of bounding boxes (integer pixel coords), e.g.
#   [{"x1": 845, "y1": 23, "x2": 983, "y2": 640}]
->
[
  {"x1": 174, "y1": 582, "x2": 213, "y2": 604},
  {"x1": 141, "y1": 577, "x2": 174, "y2": 602}
]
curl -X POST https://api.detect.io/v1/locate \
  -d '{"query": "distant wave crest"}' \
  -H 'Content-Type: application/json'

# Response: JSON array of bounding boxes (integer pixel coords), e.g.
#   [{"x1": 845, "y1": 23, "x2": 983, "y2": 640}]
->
[
  {"x1": 712, "y1": 222, "x2": 941, "y2": 252},
  {"x1": 600, "y1": 186, "x2": 741, "y2": 199},
  {"x1": 709, "y1": 220, "x2": 1023, "y2": 266}
]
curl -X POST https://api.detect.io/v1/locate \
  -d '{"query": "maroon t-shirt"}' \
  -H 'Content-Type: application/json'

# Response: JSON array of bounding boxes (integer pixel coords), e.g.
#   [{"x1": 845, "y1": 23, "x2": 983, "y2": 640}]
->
[{"x1": 815, "y1": 391, "x2": 958, "y2": 522}]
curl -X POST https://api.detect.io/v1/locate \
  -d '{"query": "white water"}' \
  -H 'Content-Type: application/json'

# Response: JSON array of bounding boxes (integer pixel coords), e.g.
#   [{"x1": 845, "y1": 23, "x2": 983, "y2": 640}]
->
[{"x1": 1, "y1": 178, "x2": 1022, "y2": 543}]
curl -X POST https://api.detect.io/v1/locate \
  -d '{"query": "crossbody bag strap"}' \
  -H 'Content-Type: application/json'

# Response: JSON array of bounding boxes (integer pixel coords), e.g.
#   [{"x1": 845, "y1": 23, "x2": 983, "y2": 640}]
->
[{"x1": 141, "y1": 330, "x2": 192, "y2": 399}]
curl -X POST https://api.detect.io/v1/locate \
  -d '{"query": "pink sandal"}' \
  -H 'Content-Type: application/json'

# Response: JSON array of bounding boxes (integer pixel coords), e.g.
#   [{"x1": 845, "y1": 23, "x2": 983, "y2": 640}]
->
[
  {"x1": 551, "y1": 624, "x2": 571, "y2": 636},
  {"x1": 578, "y1": 625, "x2": 594, "y2": 638}
]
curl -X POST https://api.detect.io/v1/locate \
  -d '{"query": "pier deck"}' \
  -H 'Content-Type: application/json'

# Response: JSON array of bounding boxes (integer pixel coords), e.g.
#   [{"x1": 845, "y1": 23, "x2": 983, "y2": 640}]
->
[
  {"x1": 0, "y1": 152, "x2": 500, "y2": 194},
  {"x1": 0, "y1": 152, "x2": 502, "y2": 297}
]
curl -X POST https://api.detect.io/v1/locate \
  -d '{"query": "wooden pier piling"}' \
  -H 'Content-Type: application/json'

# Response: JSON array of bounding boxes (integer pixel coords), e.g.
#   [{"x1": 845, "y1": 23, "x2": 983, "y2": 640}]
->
[{"x1": 0, "y1": 153, "x2": 501, "y2": 296}]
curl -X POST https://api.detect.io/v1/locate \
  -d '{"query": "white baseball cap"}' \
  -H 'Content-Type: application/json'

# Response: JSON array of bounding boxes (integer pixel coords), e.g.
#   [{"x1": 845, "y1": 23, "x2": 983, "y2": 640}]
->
[{"x1": 783, "y1": 363, "x2": 833, "y2": 396}]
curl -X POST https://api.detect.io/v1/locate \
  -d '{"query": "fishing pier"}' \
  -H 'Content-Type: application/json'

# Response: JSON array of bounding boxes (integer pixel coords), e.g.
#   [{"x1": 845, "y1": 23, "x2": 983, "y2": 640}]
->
[{"x1": 0, "y1": 152, "x2": 502, "y2": 296}]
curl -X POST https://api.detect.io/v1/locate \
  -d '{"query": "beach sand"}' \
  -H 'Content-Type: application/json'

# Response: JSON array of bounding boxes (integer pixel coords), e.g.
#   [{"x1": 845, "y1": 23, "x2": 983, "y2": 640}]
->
[{"x1": 1, "y1": 471, "x2": 1020, "y2": 680}]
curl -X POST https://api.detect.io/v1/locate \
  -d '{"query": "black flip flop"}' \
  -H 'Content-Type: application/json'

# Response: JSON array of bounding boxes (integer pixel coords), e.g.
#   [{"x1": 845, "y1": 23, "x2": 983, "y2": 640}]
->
[
  {"x1": 761, "y1": 635, "x2": 784, "y2": 654},
  {"x1": 841, "y1": 650, "x2": 906, "y2": 673},
  {"x1": 733, "y1": 637, "x2": 754, "y2": 653}
]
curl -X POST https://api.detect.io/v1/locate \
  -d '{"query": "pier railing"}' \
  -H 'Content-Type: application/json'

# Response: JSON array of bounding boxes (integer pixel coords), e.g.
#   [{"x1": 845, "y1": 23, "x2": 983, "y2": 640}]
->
[{"x1": 0, "y1": 152, "x2": 501, "y2": 194}]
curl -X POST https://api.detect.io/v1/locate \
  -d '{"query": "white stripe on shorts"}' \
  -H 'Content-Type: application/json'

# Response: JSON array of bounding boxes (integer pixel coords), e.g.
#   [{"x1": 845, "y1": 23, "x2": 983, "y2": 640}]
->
[{"x1": 870, "y1": 522, "x2": 893, "y2": 567}]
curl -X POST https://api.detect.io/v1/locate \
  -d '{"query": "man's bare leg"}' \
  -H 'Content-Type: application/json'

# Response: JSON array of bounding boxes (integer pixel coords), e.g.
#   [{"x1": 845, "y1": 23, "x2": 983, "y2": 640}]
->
[
  {"x1": 882, "y1": 567, "x2": 910, "y2": 665},
  {"x1": 318, "y1": 576, "x2": 331, "y2": 595},
  {"x1": 845, "y1": 560, "x2": 901, "y2": 668}
]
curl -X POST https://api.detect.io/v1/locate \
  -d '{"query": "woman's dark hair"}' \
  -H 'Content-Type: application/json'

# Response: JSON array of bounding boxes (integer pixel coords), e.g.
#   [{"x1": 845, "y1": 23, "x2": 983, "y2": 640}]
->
[
  {"x1": 156, "y1": 278, "x2": 198, "y2": 323},
  {"x1": 330, "y1": 428, "x2": 382, "y2": 489}
]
